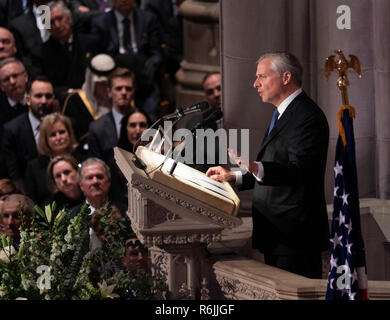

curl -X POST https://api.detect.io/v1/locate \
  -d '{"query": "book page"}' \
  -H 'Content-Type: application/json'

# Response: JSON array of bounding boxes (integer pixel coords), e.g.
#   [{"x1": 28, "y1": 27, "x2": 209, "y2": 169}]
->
[{"x1": 162, "y1": 159, "x2": 232, "y2": 199}]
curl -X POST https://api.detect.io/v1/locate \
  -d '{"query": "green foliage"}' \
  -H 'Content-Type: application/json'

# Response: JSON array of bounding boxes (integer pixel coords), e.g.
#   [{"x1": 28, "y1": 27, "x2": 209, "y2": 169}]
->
[{"x1": 0, "y1": 202, "x2": 168, "y2": 300}]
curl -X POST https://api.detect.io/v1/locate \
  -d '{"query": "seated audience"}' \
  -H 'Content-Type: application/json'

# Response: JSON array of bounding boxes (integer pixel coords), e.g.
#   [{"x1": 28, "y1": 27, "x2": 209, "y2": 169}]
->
[
  {"x1": 8, "y1": 0, "x2": 52, "y2": 77},
  {"x1": 90, "y1": 0, "x2": 163, "y2": 121},
  {"x1": 88, "y1": 67, "x2": 136, "y2": 163},
  {"x1": 62, "y1": 53, "x2": 115, "y2": 148},
  {"x1": 0, "y1": 194, "x2": 35, "y2": 249},
  {"x1": 117, "y1": 107, "x2": 151, "y2": 153},
  {"x1": 2, "y1": 75, "x2": 56, "y2": 190},
  {"x1": 108, "y1": 108, "x2": 150, "y2": 206},
  {"x1": 0, "y1": 58, "x2": 29, "y2": 178},
  {"x1": 44, "y1": 154, "x2": 85, "y2": 213},
  {"x1": 24, "y1": 112, "x2": 85, "y2": 206},
  {"x1": 72, "y1": 157, "x2": 125, "y2": 216},
  {"x1": 91, "y1": 205, "x2": 147, "y2": 275},
  {"x1": 121, "y1": 236, "x2": 148, "y2": 274},
  {"x1": 0, "y1": 58, "x2": 29, "y2": 126},
  {"x1": 40, "y1": 0, "x2": 100, "y2": 103}
]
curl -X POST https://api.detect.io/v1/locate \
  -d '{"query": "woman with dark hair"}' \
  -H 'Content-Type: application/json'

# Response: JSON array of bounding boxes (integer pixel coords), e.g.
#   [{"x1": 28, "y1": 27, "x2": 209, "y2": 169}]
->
[
  {"x1": 117, "y1": 108, "x2": 151, "y2": 152},
  {"x1": 44, "y1": 154, "x2": 85, "y2": 214},
  {"x1": 24, "y1": 113, "x2": 87, "y2": 206},
  {"x1": 108, "y1": 108, "x2": 151, "y2": 209}
]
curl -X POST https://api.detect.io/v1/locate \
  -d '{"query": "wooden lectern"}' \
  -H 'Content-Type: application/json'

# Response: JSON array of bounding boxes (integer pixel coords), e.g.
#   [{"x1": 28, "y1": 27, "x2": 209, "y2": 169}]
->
[{"x1": 114, "y1": 146, "x2": 241, "y2": 299}]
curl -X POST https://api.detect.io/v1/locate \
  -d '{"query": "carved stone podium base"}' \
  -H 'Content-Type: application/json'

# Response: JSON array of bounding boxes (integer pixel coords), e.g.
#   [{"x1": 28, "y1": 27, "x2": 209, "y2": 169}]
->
[
  {"x1": 114, "y1": 147, "x2": 241, "y2": 299},
  {"x1": 150, "y1": 244, "x2": 211, "y2": 299}
]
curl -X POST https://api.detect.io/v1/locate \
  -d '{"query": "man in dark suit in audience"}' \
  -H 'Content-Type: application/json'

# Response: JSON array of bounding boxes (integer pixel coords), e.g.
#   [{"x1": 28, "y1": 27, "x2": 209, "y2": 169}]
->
[
  {"x1": 88, "y1": 67, "x2": 135, "y2": 163},
  {"x1": 90, "y1": 0, "x2": 163, "y2": 120},
  {"x1": 71, "y1": 157, "x2": 126, "y2": 217},
  {"x1": 0, "y1": 58, "x2": 28, "y2": 128},
  {"x1": 2, "y1": 75, "x2": 55, "y2": 190},
  {"x1": 8, "y1": 0, "x2": 51, "y2": 77},
  {"x1": 39, "y1": 0, "x2": 100, "y2": 103},
  {"x1": 0, "y1": 57, "x2": 28, "y2": 178},
  {"x1": 206, "y1": 52, "x2": 330, "y2": 279}
]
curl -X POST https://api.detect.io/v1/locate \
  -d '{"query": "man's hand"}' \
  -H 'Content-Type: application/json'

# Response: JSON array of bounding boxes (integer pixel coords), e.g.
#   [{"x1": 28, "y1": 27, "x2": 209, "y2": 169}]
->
[
  {"x1": 228, "y1": 148, "x2": 258, "y2": 176},
  {"x1": 206, "y1": 166, "x2": 236, "y2": 183}
]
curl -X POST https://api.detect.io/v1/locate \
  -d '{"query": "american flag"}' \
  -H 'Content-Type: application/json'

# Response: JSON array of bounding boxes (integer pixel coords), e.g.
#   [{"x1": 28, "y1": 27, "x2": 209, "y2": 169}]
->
[{"x1": 326, "y1": 106, "x2": 368, "y2": 300}]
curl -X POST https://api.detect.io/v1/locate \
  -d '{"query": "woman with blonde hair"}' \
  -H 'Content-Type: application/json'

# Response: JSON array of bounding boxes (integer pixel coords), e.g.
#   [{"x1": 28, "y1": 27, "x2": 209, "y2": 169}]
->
[{"x1": 24, "y1": 113, "x2": 87, "y2": 206}]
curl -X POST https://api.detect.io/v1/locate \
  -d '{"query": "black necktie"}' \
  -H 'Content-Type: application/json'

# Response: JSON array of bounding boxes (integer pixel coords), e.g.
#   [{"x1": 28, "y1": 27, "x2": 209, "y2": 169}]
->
[
  {"x1": 122, "y1": 18, "x2": 132, "y2": 53},
  {"x1": 268, "y1": 109, "x2": 280, "y2": 135}
]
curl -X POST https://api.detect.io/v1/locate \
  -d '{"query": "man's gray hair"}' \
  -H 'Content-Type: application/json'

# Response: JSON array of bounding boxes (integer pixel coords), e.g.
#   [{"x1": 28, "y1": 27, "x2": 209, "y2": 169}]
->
[
  {"x1": 78, "y1": 157, "x2": 111, "y2": 182},
  {"x1": 0, "y1": 194, "x2": 35, "y2": 218},
  {"x1": 257, "y1": 52, "x2": 303, "y2": 87},
  {"x1": 48, "y1": 0, "x2": 72, "y2": 18},
  {"x1": 0, "y1": 57, "x2": 26, "y2": 71}
]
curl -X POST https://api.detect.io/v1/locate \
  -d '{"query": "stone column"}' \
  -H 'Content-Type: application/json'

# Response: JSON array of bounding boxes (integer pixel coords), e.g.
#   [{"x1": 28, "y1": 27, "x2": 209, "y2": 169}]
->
[{"x1": 175, "y1": 0, "x2": 220, "y2": 108}]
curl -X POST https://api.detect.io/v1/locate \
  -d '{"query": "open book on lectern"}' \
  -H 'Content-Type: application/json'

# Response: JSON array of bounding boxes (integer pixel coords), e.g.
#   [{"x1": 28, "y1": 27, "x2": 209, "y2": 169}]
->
[{"x1": 115, "y1": 145, "x2": 240, "y2": 218}]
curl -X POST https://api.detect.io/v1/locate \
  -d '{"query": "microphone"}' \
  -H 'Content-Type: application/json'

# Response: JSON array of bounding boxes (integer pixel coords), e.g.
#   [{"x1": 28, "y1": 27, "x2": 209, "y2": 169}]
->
[
  {"x1": 162, "y1": 101, "x2": 209, "y2": 120},
  {"x1": 190, "y1": 109, "x2": 223, "y2": 132}
]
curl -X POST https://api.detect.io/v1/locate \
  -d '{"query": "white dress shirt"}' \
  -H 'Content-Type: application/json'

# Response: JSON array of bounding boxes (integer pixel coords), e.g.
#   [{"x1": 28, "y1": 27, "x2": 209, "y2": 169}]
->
[{"x1": 8, "y1": 96, "x2": 26, "y2": 108}]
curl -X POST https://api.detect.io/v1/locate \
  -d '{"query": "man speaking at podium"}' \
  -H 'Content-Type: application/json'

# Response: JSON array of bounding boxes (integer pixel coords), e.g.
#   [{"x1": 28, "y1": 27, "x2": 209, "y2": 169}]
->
[{"x1": 206, "y1": 52, "x2": 330, "y2": 279}]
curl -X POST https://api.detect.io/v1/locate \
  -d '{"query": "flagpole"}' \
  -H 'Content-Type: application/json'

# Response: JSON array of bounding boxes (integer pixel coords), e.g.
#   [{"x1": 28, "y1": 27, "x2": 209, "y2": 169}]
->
[{"x1": 324, "y1": 50, "x2": 368, "y2": 300}]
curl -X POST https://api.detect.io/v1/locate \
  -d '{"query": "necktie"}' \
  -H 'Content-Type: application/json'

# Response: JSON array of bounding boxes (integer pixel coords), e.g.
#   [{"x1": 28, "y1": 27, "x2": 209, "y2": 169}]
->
[
  {"x1": 268, "y1": 109, "x2": 280, "y2": 135},
  {"x1": 34, "y1": 124, "x2": 40, "y2": 144},
  {"x1": 122, "y1": 18, "x2": 132, "y2": 53}
]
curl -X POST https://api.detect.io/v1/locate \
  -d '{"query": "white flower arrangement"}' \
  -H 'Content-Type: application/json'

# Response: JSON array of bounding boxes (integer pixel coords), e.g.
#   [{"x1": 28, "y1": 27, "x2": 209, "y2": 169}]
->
[{"x1": 0, "y1": 202, "x2": 168, "y2": 300}]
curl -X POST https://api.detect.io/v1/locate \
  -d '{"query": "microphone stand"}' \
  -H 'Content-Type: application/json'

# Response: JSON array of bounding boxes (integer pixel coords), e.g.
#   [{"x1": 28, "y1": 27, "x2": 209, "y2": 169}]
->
[
  {"x1": 168, "y1": 126, "x2": 196, "y2": 175},
  {"x1": 132, "y1": 103, "x2": 209, "y2": 175},
  {"x1": 168, "y1": 115, "x2": 209, "y2": 175},
  {"x1": 133, "y1": 111, "x2": 184, "y2": 175},
  {"x1": 168, "y1": 109, "x2": 223, "y2": 175}
]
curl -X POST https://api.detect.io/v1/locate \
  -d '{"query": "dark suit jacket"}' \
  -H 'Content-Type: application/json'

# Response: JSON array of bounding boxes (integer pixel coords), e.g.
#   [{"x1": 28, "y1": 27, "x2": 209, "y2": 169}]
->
[
  {"x1": 240, "y1": 91, "x2": 330, "y2": 255},
  {"x1": 9, "y1": 11, "x2": 43, "y2": 77},
  {"x1": 0, "y1": 92, "x2": 27, "y2": 139},
  {"x1": 2, "y1": 112, "x2": 37, "y2": 183},
  {"x1": 0, "y1": 0, "x2": 30, "y2": 26},
  {"x1": 90, "y1": 8, "x2": 162, "y2": 76},
  {"x1": 0, "y1": 92, "x2": 27, "y2": 178},
  {"x1": 88, "y1": 111, "x2": 117, "y2": 162},
  {"x1": 40, "y1": 32, "x2": 100, "y2": 102},
  {"x1": 24, "y1": 154, "x2": 50, "y2": 206}
]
